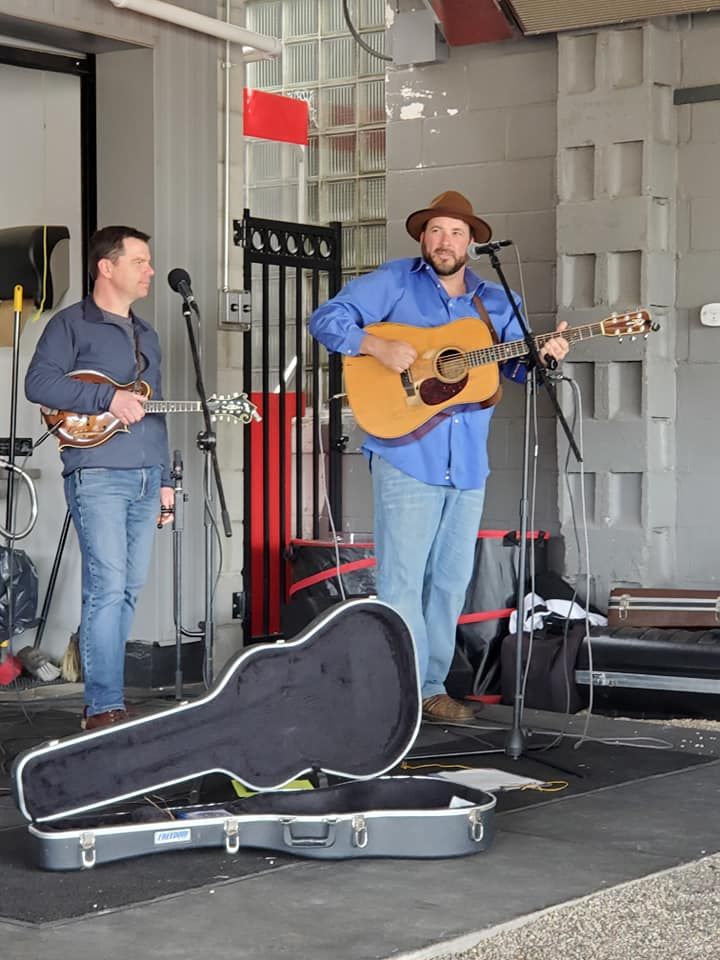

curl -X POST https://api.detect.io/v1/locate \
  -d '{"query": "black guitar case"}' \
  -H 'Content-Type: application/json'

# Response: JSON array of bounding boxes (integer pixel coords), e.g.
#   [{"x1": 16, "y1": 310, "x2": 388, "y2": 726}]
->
[{"x1": 12, "y1": 599, "x2": 496, "y2": 869}]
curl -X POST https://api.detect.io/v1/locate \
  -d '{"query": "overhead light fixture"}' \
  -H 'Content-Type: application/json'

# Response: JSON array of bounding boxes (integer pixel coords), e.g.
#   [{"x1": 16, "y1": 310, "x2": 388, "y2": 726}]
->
[{"x1": 109, "y1": 0, "x2": 282, "y2": 57}]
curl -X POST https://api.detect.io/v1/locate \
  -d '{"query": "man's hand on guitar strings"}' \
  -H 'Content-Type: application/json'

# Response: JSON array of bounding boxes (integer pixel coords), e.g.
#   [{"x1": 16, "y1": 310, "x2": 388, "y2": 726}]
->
[
  {"x1": 541, "y1": 320, "x2": 569, "y2": 369},
  {"x1": 361, "y1": 333, "x2": 418, "y2": 374},
  {"x1": 109, "y1": 389, "x2": 147, "y2": 426}
]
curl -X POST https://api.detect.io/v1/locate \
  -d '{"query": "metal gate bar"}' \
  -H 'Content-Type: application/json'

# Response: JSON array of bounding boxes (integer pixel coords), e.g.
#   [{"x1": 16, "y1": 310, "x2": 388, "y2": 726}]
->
[{"x1": 234, "y1": 211, "x2": 342, "y2": 644}]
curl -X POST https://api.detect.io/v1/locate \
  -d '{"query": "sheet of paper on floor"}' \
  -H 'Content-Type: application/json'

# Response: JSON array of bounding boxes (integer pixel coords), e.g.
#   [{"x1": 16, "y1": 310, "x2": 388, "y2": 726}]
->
[{"x1": 430, "y1": 768, "x2": 545, "y2": 792}]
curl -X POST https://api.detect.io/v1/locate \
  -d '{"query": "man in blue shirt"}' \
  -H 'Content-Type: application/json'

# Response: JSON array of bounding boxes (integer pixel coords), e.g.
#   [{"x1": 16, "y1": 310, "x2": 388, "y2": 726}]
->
[
  {"x1": 26, "y1": 226, "x2": 175, "y2": 730},
  {"x1": 309, "y1": 191, "x2": 569, "y2": 722}
]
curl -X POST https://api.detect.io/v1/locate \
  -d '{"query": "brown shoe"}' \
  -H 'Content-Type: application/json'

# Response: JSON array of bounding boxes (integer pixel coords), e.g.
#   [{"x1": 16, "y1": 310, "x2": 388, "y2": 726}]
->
[
  {"x1": 83, "y1": 709, "x2": 130, "y2": 731},
  {"x1": 422, "y1": 694, "x2": 478, "y2": 722}
]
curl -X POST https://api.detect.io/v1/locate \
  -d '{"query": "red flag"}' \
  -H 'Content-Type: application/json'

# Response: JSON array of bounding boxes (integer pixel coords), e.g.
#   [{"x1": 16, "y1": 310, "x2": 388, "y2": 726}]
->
[{"x1": 243, "y1": 88, "x2": 309, "y2": 146}]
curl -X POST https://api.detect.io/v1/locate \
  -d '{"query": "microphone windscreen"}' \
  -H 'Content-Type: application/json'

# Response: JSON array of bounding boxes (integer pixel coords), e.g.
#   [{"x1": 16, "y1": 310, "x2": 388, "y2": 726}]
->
[{"x1": 167, "y1": 267, "x2": 191, "y2": 292}]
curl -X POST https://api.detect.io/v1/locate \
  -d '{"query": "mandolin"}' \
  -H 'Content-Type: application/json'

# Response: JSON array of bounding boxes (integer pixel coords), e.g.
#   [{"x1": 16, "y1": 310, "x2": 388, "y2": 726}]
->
[
  {"x1": 40, "y1": 370, "x2": 260, "y2": 449},
  {"x1": 342, "y1": 310, "x2": 657, "y2": 438}
]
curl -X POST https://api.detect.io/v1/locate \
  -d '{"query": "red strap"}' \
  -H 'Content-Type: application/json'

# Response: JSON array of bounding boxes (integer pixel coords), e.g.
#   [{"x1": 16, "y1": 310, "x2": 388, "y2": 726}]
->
[
  {"x1": 458, "y1": 607, "x2": 514, "y2": 624},
  {"x1": 288, "y1": 558, "x2": 377, "y2": 597}
]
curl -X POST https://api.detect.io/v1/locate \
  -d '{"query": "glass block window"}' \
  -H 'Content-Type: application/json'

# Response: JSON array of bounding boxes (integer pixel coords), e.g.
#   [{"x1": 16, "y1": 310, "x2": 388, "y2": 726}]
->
[{"x1": 245, "y1": 0, "x2": 387, "y2": 281}]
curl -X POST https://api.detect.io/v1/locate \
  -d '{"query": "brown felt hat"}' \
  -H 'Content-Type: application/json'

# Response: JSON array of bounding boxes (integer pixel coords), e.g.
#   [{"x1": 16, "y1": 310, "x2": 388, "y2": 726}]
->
[{"x1": 405, "y1": 190, "x2": 492, "y2": 243}]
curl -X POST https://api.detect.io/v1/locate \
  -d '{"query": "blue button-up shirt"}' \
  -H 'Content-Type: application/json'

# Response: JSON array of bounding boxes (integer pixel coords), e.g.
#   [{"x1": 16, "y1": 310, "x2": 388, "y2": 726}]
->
[{"x1": 309, "y1": 257, "x2": 527, "y2": 490}]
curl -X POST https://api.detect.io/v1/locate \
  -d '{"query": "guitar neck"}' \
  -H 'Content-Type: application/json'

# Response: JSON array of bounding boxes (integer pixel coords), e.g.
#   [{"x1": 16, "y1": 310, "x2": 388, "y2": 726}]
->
[
  {"x1": 144, "y1": 400, "x2": 202, "y2": 414},
  {"x1": 471, "y1": 321, "x2": 605, "y2": 367}
]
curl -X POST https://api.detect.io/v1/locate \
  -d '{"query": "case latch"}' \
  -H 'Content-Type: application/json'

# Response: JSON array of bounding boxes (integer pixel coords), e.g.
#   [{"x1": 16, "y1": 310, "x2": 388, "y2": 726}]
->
[
  {"x1": 79, "y1": 831, "x2": 97, "y2": 868},
  {"x1": 468, "y1": 809, "x2": 485, "y2": 844},
  {"x1": 351, "y1": 814, "x2": 368, "y2": 849},
  {"x1": 618, "y1": 593, "x2": 631, "y2": 620},
  {"x1": 224, "y1": 818, "x2": 240, "y2": 854},
  {"x1": 714, "y1": 597, "x2": 720, "y2": 622}
]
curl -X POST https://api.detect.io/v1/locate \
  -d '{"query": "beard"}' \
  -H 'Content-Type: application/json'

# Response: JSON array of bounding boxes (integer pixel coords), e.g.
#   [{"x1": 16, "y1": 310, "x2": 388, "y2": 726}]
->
[{"x1": 421, "y1": 241, "x2": 468, "y2": 277}]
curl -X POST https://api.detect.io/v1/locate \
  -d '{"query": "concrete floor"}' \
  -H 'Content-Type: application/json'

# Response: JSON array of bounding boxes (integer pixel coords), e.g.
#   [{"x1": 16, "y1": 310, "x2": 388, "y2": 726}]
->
[{"x1": 1, "y1": 690, "x2": 719, "y2": 960}]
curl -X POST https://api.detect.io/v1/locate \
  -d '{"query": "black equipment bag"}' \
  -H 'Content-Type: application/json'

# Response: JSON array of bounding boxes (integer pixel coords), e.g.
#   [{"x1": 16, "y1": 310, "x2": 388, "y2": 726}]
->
[{"x1": 0, "y1": 545, "x2": 38, "y2": 641}]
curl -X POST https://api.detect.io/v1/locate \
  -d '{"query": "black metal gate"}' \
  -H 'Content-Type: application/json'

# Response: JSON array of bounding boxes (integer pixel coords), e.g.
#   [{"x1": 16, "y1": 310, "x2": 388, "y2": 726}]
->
[{"x1": 233, "y1": 210, "x2": 344, "y2": 644}]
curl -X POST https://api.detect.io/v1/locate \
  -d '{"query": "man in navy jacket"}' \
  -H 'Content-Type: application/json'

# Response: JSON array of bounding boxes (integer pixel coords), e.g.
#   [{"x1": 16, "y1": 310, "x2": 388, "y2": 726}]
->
[{"x1": 26, "y1": 226, "x2": 174, "y2": 730}]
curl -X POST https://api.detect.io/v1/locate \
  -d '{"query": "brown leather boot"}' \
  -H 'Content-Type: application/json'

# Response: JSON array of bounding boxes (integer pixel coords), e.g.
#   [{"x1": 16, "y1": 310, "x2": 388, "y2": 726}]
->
[
  {"x1": 422, "y1": 694, "x2": 478, "y2": 722},
  {"x1": 83, "y1": 708, "x2": 130, "y2": 731}
]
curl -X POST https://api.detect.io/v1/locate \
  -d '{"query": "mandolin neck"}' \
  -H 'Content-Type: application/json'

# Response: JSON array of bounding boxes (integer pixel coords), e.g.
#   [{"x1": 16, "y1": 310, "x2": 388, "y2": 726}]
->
[{"x1": 144, "y1": 400, "x2": 202, "y2": 414}]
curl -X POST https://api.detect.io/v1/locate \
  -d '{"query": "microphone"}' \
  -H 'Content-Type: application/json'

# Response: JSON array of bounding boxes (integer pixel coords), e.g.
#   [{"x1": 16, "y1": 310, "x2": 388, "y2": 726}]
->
[
  {"x1": 467, "y1": 239, "x2": 513, "y2": 260},
  {"x1": 167, "y1": 267, "x2": 199, "y2": 313}
]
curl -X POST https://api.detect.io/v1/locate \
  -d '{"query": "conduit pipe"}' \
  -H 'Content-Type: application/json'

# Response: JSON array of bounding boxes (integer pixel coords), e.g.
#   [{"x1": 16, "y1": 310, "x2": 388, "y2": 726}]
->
[{"x1": 109, "y1": 0, "x2": 282, "y2": 57}]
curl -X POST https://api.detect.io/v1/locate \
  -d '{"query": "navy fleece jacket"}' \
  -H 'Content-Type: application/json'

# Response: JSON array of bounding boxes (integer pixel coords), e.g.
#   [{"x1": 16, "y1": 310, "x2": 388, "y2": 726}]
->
[{"x1": 25, "y1": 296, "x2": 171, "y2": 484}]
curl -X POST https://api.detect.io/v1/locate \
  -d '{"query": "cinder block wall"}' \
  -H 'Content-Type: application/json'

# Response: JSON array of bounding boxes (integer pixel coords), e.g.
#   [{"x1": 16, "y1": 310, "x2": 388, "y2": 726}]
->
[
  {"x1": 676, "y1": 13, "x2": 720, "y2": 588},
  {"x1": 385, "y1": 36, "x2": 561, "y2": 531},
  {"x1": 556, "y1": 21, "x2": 679, "y2": 603},
  {"x1": 382, "y1": 12, "x2": 720, "y2": 601}
]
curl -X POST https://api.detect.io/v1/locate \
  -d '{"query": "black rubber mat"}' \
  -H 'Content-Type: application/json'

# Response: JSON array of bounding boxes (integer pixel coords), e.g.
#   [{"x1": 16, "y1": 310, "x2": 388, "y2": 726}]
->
[
  {"x1": 0, "y1": 823, "x2": 294, "y2": 923},
  {"x1": 405, "y1": 723, "x2": 715, "y2": 812}
]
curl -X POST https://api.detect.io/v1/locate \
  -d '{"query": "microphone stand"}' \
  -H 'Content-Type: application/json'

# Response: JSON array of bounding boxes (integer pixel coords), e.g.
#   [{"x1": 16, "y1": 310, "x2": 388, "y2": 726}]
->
[
  {"x1": 177, "y1": 297, "x2": 232, "y2": 687},
  {"x1": 484, "y1": 247, "x2": 582, "y2": 760}
]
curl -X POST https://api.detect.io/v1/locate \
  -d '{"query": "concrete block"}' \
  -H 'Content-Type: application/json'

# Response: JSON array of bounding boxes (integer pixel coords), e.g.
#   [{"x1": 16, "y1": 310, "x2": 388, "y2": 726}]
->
[
  {"x1": 646, "y1": 22, "x2": 681, "y2": 87},
  {"x1": 467, "y1": 47, "x2": 557, "y2": 110},
  {"x1": 386, "y1": 61, "x2": 469, "y2": 122},
  {"x1": 558, "y1": 86, "x2": 651, "y2": 149},
  {"x1": 677, "y1": 251, "x2": 720, "y2": 308},
  {"x1": 420, "y1": 110, "x2": 507, "y2": 166},
  {"x1": 645, "y1": 418, "x2": 675, "y2": 472},
  {"x1": 386, "y1": 118, "x2": 423, "y2": 172},
  {"x1": 645, "y1": 252, "x2": 675, "y2": 308},
  {"x1": 677, "y1": 526, "x2": 720, "y2": 584},
  {"x1": 645, "y1": 142, "x2": 676, "y2": 199},
  {"x1": 648, "y1": 197, "x2": 671, "y2": 253},
  {"x1": 677, "y1": 363, "x2": 720, "y2": 420},
  {"x1": 506, "y1": 103, "x2": 557, "y2": 160},
  {"x1": 678, "y1": 141, "x2": 720, "y2": 198},
  {"x1": 608, "y1": 140, "x2": 643, "y2": 197},
  {"x1": 651, "y1": 83, "x2": 675, "y2": 145},
  {"x1": 557, "y1": 198, "x2": 650, "y2": 255},
  {"x1": 644, "y1": 359, "x2": 677, "y2": 420},
  {"x1": 559, "y1": 145, "x2": 595, "y2": 202},
  {"x1": 687, "y1": 100, "x2": 720, "y2": 144},
  {"x1": 558, "y1": 470, "x2": 596, "y2": 526},
  {"x1": 607, "y1": 27, "x2": 644, "y2": 91},
  {"x1": 559, "y1": 253, "x2": 597, "y2": 308},
  {"x1": 559, "y1": 33, "x2": 597, "y2": 96},
  {"x1": 678, "y1": 22, "x2": 720, "y2": 87},
  {"x1": 690, "y1": 197, "x2": 720, "y2": 251},
  {"x1": 504, "y1": 208, "x2": 556, "y2": 261},
  {"x1": 688, "y1": 323, "x2": 720, "y2": 363},
  {"x1": 608, "y1": 250, "x2": 642, "y2": 309}
]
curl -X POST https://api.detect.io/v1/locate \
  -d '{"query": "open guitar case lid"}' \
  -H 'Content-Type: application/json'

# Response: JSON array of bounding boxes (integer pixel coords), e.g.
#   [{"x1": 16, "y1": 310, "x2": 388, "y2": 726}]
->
[{"x1": 12, "y1": 599, "x2": 496, "y2": 870}]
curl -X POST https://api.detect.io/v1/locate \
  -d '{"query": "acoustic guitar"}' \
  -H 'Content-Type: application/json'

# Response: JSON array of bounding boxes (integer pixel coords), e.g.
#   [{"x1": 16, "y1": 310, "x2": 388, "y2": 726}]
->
[
  {"x1": 342, "y1": 310, "x2": 656, "y2": 438},
  {"x1": 40, "y1": 370, "x2": 260, "y2": 449}
]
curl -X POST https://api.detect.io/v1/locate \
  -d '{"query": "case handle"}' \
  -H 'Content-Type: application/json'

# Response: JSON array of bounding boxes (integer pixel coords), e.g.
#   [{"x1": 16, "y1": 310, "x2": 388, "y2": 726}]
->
[{"x1": 281, "y1": 817, "x2": 338, "y2": 848}]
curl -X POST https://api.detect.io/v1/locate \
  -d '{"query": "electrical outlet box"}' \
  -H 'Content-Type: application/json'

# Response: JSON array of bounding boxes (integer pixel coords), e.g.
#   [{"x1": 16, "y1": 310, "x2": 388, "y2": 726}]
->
[
  {"x1": 218, "y1": 288, "x2": 252, "y2": 331},
  {"x1": 700, "y1": 302, "x2": 720, "y2": 326}
]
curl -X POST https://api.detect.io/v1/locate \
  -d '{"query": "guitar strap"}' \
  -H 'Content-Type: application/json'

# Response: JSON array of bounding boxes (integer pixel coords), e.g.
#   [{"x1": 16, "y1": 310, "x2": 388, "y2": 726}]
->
[{"x1": 472, "y1": 294, "x2": 503, "y2": 409}]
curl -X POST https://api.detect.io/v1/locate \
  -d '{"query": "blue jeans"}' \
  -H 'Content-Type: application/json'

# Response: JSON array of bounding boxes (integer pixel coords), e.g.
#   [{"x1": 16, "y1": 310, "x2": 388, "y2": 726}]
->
[
  {"x1": 64, "y1": 467, "x2": 161, "y2": 716},
  {"x1": 372, "y1": 456, "x2": 485, "y2": 699}
]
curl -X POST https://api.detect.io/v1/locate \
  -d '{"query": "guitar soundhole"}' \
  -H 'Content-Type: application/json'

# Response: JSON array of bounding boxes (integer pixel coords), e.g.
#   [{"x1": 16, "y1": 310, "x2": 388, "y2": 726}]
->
[
  {"x1": 419, "y1": 375, "x2": 468, "y2": 407},
  {"x1": 435, "y1": 348, "x2": 466, "y2": 383}
]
